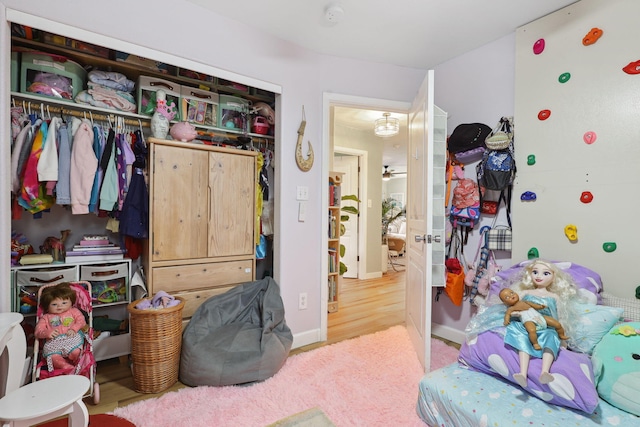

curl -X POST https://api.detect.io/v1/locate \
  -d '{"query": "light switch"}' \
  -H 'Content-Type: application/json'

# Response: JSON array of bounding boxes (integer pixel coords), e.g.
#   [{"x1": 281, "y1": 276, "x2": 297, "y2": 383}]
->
[
  {"x1": 296, "y1": 186, "x2": 309, "y2": 200},
  {"x1": 298, "y1": 201, "x2": 307, "y2": 222}
]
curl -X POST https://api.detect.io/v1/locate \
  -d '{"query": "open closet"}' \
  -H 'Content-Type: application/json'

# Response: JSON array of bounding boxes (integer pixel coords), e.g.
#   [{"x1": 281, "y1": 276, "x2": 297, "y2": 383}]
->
[{"x1": 8, "y1": 19, "x2": 278, "y2": 357}]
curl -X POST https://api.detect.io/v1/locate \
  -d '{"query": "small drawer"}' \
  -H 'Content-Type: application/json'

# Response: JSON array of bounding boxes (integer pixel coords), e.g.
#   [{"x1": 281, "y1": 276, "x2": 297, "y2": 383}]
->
[
  {"x1": 20, "y1": 52, "x2": 87, "y2": 100},
  {"x1": 80, "y1": 262, "x2": 129, "y2": 306},
  {"x1": 151, "y1": 260, "x2": 253, "y2": 294},
  {"x1": 180, "y1": 86, "x2": 218, "y2": 127},
  {"x1": 15, "y1": 265, "x2": 77, "y2": 287},
  {"x1": 15, "y1": 265, "x2": 77, "y2": 313},
  {"x1": 137, "y1": 75, "x2": 180, "y2": 117}
]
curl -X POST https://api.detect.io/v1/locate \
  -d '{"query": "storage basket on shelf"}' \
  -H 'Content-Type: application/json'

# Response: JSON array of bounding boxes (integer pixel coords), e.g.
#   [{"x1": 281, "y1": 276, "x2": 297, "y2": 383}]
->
[{"x1": 127, "y1": 296, "x2": 184, "y2": 393}]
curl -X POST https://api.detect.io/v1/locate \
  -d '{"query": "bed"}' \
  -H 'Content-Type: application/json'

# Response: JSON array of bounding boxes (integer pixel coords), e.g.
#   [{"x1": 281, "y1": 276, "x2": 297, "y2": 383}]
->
[
  {"x1": 416, "y1": 261, "x2": 640, "y2": 426},
  {"x1": 417, "y1": 363, "x2": 639, "y2": 426}
]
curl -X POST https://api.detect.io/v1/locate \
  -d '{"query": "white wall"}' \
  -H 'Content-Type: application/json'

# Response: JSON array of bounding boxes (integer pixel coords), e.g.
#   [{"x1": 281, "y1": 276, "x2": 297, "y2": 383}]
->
[
  {"x1": 0, "y1": 0, "x2": 427, "y2": 346},
  {"x1": 513, "y1": 0, "x2": 638, "y2": 299}
]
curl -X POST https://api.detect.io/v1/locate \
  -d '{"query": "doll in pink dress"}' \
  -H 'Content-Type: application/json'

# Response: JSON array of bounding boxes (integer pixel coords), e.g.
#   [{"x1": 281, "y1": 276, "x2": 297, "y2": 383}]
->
[{"x1": 34, "y1": 282, "x2": 86, "y2": 371}]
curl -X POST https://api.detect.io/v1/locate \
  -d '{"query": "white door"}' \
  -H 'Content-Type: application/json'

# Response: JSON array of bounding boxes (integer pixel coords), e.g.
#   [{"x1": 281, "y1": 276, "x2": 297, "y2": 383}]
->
[
  {"x1": 333, "y1": 155, "x2": 359, "y2": 279},
  {"x1": 406, "y1": 70, "x2": 447, "y2": 372}
]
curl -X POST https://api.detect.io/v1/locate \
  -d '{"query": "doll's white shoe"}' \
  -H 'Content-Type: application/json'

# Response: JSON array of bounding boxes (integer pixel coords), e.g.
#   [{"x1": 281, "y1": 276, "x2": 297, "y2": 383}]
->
[
  {"x1": 513, "y1": 373, "x2": 528, "y2": 388},
  {"x1": 539, "y1": 372, "x2": 555, "y2": 384}
]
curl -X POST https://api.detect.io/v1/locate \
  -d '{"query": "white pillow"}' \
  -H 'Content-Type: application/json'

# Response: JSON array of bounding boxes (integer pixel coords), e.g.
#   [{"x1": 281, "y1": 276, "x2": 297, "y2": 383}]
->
[{"x1": 601, "y1": 292, "x2": 640, "y2": 322}]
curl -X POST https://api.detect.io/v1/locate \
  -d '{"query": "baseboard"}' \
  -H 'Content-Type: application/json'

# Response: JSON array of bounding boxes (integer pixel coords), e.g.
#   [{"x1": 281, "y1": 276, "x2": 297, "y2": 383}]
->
[
  {"x1": 432, "y1": 323, "x2": 465, "y2": 345},
  {"x1": 292, "y1": 328, "x2": 322, "y2": 349},
  {"x1": 293, "y1": 323, "x2": 465, "y2": 350}
]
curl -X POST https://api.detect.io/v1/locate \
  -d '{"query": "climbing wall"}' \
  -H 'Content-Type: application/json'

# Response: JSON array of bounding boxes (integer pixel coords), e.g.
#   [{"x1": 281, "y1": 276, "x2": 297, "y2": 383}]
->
[{"x1": 513, "y1": 0, "x2": 640, "y2": 298}]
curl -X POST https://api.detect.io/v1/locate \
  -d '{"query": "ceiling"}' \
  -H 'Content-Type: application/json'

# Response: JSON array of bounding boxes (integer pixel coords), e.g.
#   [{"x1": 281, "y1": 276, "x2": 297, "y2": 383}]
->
[{"x1": 187, "y1": 0, "x2": 578, "y2": 173}]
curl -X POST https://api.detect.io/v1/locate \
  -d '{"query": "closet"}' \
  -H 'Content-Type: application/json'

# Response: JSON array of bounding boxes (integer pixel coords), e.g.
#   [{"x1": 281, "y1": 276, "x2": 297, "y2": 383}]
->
[{"x1": 9, "y1": 22, "x2": 277, "y2": 352}]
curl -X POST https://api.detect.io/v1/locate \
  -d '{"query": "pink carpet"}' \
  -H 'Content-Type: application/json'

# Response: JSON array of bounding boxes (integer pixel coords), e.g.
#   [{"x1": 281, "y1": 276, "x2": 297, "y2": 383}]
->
[{"x1": 112, "y1": 325, "x2": 459, "y2": 426}]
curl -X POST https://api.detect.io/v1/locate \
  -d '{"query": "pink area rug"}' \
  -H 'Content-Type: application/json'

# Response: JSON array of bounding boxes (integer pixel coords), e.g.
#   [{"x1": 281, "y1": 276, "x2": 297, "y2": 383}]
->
[{"x1": 112, "y1": 325, "x2": 459, "y2": 426}]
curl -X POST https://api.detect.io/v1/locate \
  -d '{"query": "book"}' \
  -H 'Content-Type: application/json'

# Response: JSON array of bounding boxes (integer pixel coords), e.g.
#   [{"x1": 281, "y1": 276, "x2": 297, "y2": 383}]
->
[
  {"x1": 66, "y1": 248, "x2": 124, "y2": 256},
  {"x1": 72, "y1": 244, "x2": 118, "y2": 251},
  {"x1": 79, "y1": 239, "x2": 110, "y2": 246},
  {"x1": 65, "y1": 253, "x2": 125, "y2": 263}
]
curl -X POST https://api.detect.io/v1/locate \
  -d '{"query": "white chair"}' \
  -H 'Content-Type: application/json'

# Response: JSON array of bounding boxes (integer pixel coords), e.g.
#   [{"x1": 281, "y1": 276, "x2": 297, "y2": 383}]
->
[{"x1": 0, "y1": 312, "x2": 90, "y2": 427}]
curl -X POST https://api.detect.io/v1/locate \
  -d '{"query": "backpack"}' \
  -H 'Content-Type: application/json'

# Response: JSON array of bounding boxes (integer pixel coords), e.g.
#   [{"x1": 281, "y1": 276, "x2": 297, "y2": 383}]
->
[
  {"x1": 476, "y1": 148, "x2": 516, "y2": 191},
  {"x1": 449, "y1": 178, "x2": 480, "y2": 241},
  {"x1": 477, "y1": 117, "x2": 516, "y2": 192},
  {"x1": 451, "y1": 178, "x2": 479, "y2": 208}
]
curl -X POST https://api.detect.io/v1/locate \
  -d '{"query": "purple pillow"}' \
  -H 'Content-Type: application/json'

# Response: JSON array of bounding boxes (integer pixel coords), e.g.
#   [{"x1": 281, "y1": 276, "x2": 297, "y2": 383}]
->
[
  {"x1": 488, "y1": 260, "x2": 603, "y2": 304},
  {"x1": 459, "y1": 331, "x2": 599, "y2": 413}
]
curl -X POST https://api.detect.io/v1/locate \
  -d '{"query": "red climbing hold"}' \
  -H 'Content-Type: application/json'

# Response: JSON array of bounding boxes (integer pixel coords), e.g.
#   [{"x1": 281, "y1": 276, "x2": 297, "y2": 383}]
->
[
  {"x1": 623, "y1": 60, "x2": 640, "y2": 75},
  {"x1": 538, "y1": 110, "x2": 551, "y2": 121}
]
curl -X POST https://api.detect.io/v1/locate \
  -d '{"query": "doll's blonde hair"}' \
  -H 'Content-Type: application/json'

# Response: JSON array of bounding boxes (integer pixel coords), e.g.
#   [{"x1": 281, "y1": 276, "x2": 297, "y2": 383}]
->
[
  {"x1": 514, "y1": 259, "x2": 578, "y2": 301},
  {"x1": 511, "y1": 259, "x2": 580, "y2": 335}
]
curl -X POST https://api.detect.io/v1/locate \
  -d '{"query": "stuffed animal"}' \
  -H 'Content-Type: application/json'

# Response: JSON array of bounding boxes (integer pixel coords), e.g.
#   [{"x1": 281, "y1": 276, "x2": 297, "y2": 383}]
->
[{"x1": 592, "y1": 321, "x2": 640, "y2": 416}]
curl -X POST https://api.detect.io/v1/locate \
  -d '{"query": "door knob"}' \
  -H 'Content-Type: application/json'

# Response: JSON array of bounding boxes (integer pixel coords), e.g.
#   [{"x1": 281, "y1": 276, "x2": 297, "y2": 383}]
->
[{"x1": 415, "y1": 234, "x2": 426, "y2": 242}]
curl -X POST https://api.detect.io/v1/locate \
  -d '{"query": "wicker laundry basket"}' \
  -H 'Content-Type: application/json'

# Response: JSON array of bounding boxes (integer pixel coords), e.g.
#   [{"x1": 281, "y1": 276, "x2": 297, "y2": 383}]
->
[{"x1": 127, "y1": 297, "x2": 185, "y2": 393}]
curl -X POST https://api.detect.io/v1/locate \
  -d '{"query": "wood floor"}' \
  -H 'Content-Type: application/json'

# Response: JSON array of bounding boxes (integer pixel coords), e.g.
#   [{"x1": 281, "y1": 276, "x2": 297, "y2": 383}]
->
[{"x1": 86, "y1": 263, "x2": 408, "y2": 414}]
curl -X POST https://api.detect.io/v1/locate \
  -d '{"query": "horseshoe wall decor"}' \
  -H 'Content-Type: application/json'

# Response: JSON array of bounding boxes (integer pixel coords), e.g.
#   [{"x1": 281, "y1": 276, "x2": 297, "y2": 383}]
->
[{"x1": 295, "y1": 107, "x2": 314, "y2": 172}]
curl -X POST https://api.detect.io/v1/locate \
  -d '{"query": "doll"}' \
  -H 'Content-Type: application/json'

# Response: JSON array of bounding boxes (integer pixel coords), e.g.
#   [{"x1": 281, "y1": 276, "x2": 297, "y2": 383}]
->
[
  {"x1": 499, "y1": 287, "x2": 569, "y2": 350},
  {"x1": 34, "y1": 282, "x2": 86, "y2": 372},
  {"x1": 504, "y1": 260, "x2": 577, "y2": 387}
]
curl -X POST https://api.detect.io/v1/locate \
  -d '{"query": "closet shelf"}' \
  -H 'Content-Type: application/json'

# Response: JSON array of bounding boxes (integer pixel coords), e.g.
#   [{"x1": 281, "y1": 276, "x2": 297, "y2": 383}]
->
[
  {"x1": 12, "y1": 92, "x2": 274, "y2": 142},
  {"x1": 12, "y1": 36, "x2": 275, "y2": 104}
]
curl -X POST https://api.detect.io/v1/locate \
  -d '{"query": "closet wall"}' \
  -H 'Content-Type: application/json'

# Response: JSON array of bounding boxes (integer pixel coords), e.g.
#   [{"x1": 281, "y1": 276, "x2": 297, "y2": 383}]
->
[{"x1": 513, "y1": 0, "x2": 639, "y2": 298}]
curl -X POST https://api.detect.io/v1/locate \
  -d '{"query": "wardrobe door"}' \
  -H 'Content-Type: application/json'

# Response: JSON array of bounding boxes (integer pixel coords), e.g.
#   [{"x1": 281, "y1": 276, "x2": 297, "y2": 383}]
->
[
  {"x1": 151, "y1": 144, "x2": 209, "y2": 261},
  {"x1": 208, "y1": 151, "x2": 255, "y2": 257}
]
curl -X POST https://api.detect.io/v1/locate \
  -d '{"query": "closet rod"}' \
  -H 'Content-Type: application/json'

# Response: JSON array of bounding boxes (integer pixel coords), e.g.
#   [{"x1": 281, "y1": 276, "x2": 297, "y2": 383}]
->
[
  {"x1": 195, "y1": 129, "x2": 274, "y2": 146},
  {"x1": 12, "y1": 98, "x2": 149, "y2": 128}
]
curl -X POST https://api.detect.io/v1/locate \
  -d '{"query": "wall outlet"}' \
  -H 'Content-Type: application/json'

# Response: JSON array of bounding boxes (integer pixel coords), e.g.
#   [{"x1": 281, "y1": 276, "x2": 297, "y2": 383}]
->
[{"x1": 298, "y1": 292, "x2": 308, "y2": 310}]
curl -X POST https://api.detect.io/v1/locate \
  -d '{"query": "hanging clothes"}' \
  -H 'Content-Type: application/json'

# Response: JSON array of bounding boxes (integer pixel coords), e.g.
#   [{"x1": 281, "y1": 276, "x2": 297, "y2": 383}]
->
[
  {"x1": 260, "y1": 149, "x2": 275, "y2": 237},
  {"x1": 99, "y1": 129, "x2": 118, "y2": 212},
  {"x1": 70, "y1": 119, "x2": 97, "y2": 214},
  {"x1": 88, "y1": 124, "x2": 106, "y2": 213},
  {"x1": 120, "y1": 131, "x2": 149, "y2": 261},
  {"x1": 19, "y1": 120, "x2": 55, "y2": 214},
  {"x1": 11, "y1": 121, "x2": 34, "y2": 194},
  {"x1": 55, "y1": 121, "x2": 72, "y2": 205},
  {"x1": 37, "y1": 116, "x2": 60, "y2": 196}
]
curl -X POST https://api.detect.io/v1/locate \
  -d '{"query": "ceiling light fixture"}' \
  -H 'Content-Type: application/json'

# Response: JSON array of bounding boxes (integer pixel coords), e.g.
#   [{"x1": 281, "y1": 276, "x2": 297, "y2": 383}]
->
[
  {"x1": 374, "y1": 113, "x2": 399, "y2": 137},
  {"x1": 382, "y1": 165, "x2": 392, "y2": 181}
]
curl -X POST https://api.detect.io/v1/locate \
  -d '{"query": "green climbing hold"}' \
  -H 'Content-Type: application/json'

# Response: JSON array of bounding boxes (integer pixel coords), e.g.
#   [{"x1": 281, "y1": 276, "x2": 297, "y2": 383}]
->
[
  {"x1": 603, "y1": 242, "x2": 617, "y2": 253},
  {"x1": 528, "y1": 247, "x2": 539, "y2": 259},
  {"x1": 527, "y1": 155, "x2": 536, "y2": 165},
  {"x1": 559, "y1": 72, "x2": 571, "y2": 83}
]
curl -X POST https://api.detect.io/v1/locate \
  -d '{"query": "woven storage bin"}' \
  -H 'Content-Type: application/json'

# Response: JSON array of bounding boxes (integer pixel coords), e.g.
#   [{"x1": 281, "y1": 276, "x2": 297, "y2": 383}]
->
[{"x1": 127, "y1": 297, "x2": 184, "y2": 393}]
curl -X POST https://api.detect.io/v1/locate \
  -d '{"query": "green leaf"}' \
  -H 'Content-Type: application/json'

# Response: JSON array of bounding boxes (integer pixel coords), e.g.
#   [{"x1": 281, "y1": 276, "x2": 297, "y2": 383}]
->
[
  {"x1": 341, "y1": 194, "x2": 361, "y2": 203},
  {"x1": 339, "y1": 261, "x2": 348, "y2": 275},
  {"x1": 341, "y1": 206, "x2": 359, "y2": 215}
]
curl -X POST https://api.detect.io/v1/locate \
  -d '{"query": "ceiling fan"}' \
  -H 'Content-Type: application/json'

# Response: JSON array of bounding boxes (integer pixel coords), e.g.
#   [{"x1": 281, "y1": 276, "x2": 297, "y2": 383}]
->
[{"x1": 382, "y1": 165, "x2": 407, "y2": 181}]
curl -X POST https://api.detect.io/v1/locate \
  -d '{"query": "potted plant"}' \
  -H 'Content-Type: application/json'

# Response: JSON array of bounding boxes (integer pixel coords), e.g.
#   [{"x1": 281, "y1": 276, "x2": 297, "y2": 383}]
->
[{"x1": 382, "y1": 197, "x2": 406, "y2": 244}]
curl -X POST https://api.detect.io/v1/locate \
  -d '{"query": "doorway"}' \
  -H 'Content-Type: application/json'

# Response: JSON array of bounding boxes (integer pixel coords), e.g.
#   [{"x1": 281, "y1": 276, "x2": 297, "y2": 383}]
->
[{"x1": 322, "y1": 92, "x2": 411, "y2": 341}]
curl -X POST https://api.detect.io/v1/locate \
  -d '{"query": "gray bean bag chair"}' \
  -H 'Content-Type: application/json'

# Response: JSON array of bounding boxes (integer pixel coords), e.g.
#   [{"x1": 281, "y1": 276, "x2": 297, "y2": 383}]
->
[{"x1": 179, "y1": 277, "x2": 293, "y2": 386}]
